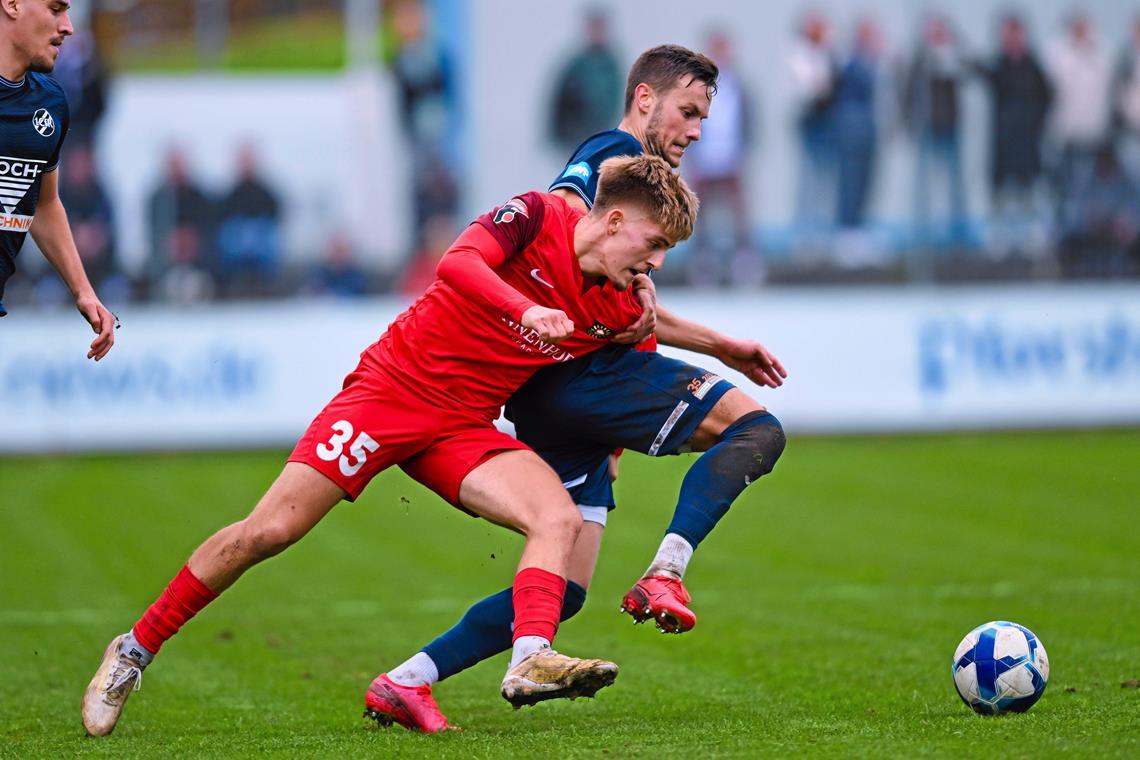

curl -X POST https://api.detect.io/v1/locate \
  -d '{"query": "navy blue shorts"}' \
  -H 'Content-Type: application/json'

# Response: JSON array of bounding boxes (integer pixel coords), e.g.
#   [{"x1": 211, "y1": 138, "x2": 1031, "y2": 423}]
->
[{"x1": 506, "y1": 344, "x2": 735, "y2": 510}]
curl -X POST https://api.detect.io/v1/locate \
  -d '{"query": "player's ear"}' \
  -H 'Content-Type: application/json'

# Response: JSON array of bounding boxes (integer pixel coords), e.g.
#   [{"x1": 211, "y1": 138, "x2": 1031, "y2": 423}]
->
[
  {"x1": 634, "y1": 82, "x2": 655, "y2": 115},
  {"x1": 1, "y1": 0, "x2": 20, "y2": 22},
  {"x1": 606, "y1": 208, "x2": 624, "y2": 236}
]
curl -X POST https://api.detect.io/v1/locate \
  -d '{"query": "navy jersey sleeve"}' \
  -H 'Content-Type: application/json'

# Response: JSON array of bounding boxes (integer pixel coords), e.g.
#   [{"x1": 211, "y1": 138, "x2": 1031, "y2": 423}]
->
[
  {"x1": 548, "y1": 130, "x2": 644, "y2": 208},
  {"x1": 473, "y1": 191, "x2": 547, "y2": 255}
]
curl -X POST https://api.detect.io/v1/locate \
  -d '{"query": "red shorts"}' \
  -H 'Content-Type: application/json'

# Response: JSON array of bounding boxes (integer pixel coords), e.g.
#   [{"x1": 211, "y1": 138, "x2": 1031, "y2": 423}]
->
[{"x1": 288, "y1": 352, "x2": 529, "y2": 507}]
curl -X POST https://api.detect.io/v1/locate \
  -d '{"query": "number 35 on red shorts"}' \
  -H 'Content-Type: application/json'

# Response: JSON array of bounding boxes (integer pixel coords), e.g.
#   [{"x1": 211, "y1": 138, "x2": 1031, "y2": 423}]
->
[{"x1": 288, "y1": 359, "x2": 527, "y2": 505}]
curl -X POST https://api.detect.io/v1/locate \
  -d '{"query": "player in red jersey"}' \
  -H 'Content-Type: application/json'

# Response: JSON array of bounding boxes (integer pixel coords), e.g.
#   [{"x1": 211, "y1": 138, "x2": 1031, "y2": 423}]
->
[{"x1": 81, "y1": 154, "x2": 699, "y2": 736}]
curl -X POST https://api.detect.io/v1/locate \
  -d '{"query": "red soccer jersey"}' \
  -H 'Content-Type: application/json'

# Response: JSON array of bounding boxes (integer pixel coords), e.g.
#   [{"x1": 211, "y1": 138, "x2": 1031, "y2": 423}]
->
[{"x1": 369, "y1": 192, "x2": 643, "y2": 420}]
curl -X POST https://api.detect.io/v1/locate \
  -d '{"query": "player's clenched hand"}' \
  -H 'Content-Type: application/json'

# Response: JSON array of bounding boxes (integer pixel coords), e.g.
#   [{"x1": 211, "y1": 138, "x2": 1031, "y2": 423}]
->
[
  {"x1": 717, "y1": 337, "x2": 787, "y2": 389},
  {"x1": 76, "y1": 292, "x2": 116, "y2": 361},
  {"x1": 613, "y1": 274, "x2": 657, "y2": 344},
  {"x1": 521, "y1": 305, "x2": 575, "y2": 343}
]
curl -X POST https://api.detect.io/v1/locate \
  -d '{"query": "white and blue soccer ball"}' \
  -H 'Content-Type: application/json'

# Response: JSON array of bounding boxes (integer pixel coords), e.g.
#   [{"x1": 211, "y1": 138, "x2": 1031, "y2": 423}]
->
[{"x1": 952, "y1": 621, "x2": 1049, "y2": 715}]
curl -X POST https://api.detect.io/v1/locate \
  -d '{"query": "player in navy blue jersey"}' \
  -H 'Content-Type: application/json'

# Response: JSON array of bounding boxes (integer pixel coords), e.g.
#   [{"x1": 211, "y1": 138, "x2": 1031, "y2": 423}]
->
[
  {"x1": 365, "y1": 45, "x2": 789, "y2": 732},
  {"x1": 0, "y1": 0, "x2": 115, "y2": 360}
]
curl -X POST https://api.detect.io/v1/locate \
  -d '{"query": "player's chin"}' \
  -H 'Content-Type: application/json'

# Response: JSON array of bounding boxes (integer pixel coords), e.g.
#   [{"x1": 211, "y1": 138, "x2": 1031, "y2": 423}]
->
[{"x1": 30, "y1": 52, "x2": 57, "y2": 73}]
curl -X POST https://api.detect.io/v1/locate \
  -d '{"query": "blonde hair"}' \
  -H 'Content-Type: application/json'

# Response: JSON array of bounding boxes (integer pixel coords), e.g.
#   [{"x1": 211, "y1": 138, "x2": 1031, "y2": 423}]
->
[{"x1": 593, "y1": 155, "x2": 699, "y2": 242}]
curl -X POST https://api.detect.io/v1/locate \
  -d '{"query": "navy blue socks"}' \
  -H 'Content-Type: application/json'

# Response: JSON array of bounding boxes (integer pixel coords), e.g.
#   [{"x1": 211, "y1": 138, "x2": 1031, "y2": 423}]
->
[{"x1": 423, "y1": 579, "x2": 587, "y2": 681}]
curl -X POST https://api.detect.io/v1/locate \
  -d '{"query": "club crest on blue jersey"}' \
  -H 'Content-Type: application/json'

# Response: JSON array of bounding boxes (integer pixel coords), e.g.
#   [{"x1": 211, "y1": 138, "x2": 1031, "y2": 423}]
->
[
  {"x1": 562, "y1": 162, "x2": 591, "y2": 181},
  {"x1": 586, "y1": 321, "x2": 614, "y2": 340},
  {"x1": 32, "y1": 109, "x2": 55, "y2": 137},
  {"x1": 494, "y1": 197, "x2": 529, "y2": 224}
]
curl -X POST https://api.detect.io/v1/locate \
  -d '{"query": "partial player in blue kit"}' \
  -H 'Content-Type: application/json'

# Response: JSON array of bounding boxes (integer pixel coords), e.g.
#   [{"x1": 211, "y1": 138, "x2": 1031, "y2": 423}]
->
[
  {"x1": 367, "y1": 45, "x2": 788, "y2": 732},
  {"x1": 0, "y1": 0, "x2": 115, "y2": 359}
]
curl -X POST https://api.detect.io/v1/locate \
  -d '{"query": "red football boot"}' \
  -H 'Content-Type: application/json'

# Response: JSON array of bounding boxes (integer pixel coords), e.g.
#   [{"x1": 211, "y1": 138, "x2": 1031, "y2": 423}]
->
[
  {"x1": 620, "y1": 575, "x2": 697, "y2": 633},
  {"x1": 363, "y1": 674, "x2": 456, "y2": 733}
]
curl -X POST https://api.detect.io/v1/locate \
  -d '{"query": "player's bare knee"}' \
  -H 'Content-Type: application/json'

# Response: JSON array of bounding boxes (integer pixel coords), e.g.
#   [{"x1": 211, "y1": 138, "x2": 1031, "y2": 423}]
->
[
  {"x1": 555, "y1": 505, "x2": 584, "y2": 542},
  {"x1": 526, "y1": 499, "x2": 582, "y2": 544},
  {"x1": 551, "y1": 504, "x2": 584, "y2": 543}
]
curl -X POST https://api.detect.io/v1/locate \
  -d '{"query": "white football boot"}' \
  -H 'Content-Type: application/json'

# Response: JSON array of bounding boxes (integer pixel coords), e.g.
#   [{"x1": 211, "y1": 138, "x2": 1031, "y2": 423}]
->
[
  {"x1": 82, "y1": 634, "x2": 145, "y2": 736},
  {"x1": 500, "y1": 647, "x2": 618, "y2": 708}
]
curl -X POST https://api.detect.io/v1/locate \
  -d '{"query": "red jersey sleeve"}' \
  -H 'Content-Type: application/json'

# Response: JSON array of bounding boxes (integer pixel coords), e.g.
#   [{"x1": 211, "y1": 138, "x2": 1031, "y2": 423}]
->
[
  {"x1": 473, "y1": 192, "x2": 547, "y2": 255},
  {"x1": 434, "y1": 192, "x2": 548, "y2": 321}
]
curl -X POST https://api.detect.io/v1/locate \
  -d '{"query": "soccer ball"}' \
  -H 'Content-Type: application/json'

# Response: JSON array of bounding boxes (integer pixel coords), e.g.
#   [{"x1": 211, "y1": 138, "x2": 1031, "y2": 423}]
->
[{"x1": 951, "y1": 621, "x2": 1049, "y2": 715}]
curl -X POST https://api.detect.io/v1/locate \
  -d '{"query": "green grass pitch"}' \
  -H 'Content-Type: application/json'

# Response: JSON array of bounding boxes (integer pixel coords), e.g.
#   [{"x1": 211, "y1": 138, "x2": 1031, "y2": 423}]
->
[{"x1": 2, "y1": 430, "x2": 1137, "y2": 758}]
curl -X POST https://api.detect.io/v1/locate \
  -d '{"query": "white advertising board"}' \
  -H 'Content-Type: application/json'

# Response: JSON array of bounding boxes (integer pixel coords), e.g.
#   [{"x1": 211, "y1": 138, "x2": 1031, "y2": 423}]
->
[{"x1": 1, "y1": 285, "x2": 1138, "y2": 453}]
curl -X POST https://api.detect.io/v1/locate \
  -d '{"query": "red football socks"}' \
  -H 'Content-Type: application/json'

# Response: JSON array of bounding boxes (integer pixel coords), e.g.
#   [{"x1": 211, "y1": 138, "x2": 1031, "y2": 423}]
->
[
  {"x1": 511, "y1": 566, "x2": 567, "y2": 643},
  {"x1": 132, "y1": 565, "x2": 219, "y2": 654}
]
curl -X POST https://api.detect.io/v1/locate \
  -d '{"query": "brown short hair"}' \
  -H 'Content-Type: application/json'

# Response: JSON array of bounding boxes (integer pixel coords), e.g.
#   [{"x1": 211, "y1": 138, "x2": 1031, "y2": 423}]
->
[
  {"x1": 624, "y1": 45, "x2": 719, "y2": 113},
  {"x1": 593, "y1": 155, "x2": 699, "y2": 242}
]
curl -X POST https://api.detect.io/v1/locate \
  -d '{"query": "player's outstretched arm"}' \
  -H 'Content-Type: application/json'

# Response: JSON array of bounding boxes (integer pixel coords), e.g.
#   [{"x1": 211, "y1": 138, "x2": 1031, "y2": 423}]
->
[
  {"x1": 655, "y1": 305, "x2": 787, "y2": 389},
  {"x1": 29, "y1": 171, "x2": 115, "y2": 361}
]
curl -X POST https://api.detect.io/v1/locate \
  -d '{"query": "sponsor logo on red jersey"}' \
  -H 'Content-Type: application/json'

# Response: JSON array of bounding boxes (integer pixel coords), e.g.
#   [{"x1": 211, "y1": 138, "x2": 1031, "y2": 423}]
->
[
  {"x1": 493, "y1": 197, "x2": 529, "y2": 224},
  {"x1": 586, "y1": 321, "x2": 614, "y2": 339},
  {"x1": 501, "y1": 316, "x2": 577, "y2": 362}
]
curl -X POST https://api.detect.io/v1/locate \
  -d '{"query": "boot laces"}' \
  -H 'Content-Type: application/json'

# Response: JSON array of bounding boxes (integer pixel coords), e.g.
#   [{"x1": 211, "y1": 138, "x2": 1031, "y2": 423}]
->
[{"x1": 104, "y1": 660, "x2": 143, "y2": 703}]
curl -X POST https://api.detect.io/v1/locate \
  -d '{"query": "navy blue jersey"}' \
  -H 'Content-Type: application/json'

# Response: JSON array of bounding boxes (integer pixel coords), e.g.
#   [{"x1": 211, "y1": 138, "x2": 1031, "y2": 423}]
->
[
  {"x1": 548, "y1": 128, "x2": 642, "y2": 208},
  {"x1": 507, "y1": 344, "x2": 736, "y2": 510},
  {"x1": 0, "y1": 72, "x2": 69, "y2": 313}
]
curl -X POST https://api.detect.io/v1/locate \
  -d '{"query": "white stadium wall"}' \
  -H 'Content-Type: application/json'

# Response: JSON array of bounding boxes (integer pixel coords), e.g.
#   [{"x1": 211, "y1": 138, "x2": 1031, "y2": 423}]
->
[
  {"x1": 94, "y1": 70, "x2": 408, "y2": 276},
  {"x1": 1, "y1": 285, "x2": 1138, "y2": 454}
]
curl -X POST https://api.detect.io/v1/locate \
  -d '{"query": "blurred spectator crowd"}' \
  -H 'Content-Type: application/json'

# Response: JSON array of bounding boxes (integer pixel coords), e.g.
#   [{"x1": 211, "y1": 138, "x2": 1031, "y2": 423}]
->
[
  {"x1": 542, "y1": 7, "x2": 1140, "y2": 286},
  {"x1": 8, "y1": 4, "x2": 1140, "y2": 315},
  {"x1": 771, "y1": 8, "x2": 1140, "y2": 285}
]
